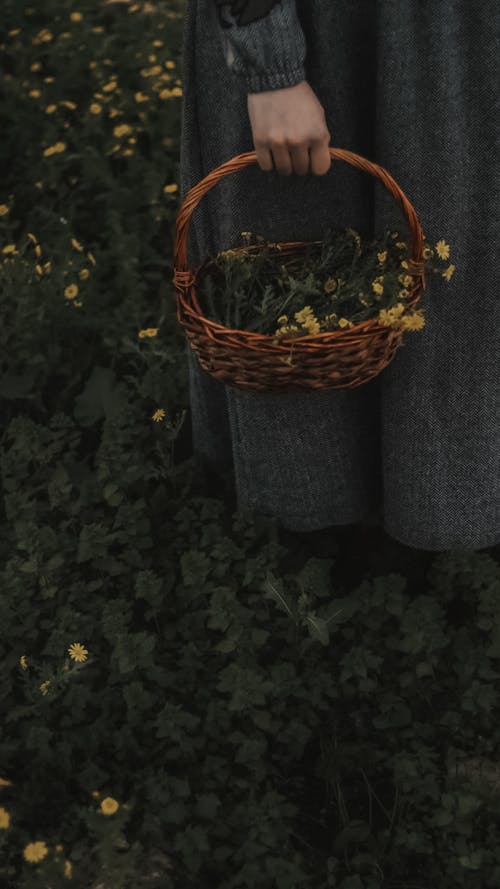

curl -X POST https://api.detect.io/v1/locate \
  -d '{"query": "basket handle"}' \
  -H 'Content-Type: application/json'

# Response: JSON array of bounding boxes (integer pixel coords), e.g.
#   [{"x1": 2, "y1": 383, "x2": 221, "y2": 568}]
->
[{"x1": 173, "y1": 147, "x2": 426, "y2": 291}]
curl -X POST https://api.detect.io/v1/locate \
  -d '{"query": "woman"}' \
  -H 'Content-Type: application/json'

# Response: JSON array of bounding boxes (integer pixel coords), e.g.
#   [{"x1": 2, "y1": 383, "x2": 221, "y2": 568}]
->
[{"x1": 178, "y1": 0, "x2": 500, "y2": 572}]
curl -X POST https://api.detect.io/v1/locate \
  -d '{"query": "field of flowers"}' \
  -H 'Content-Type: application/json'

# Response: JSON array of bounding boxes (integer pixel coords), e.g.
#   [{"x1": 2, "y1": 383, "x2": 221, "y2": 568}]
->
[{"x1": 1, "y1": 2, "x2": 500, "y2": 888}]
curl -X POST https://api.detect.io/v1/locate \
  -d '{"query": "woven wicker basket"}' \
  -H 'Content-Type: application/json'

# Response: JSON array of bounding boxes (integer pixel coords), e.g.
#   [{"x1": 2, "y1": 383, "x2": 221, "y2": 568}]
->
[{"x1": 173, "y1": 147, "x2": 427, "y2": 392}]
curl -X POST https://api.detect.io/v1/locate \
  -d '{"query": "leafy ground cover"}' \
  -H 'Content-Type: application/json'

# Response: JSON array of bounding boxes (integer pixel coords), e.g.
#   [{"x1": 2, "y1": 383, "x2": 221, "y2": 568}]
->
[{"x1": 1, "y1": 2, "x2": 500, "y2": 887}]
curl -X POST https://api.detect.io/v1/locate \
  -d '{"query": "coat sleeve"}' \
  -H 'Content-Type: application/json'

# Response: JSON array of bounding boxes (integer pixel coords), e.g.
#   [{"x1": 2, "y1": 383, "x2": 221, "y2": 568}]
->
[{"x1": 214, "y1": 0, "x2": 307, "y2": 93}]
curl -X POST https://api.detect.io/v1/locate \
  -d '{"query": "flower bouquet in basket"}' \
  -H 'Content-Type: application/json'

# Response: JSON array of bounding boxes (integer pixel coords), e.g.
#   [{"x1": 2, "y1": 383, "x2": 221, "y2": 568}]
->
[
  {"x1": 173, "y1": 148, "x2": 455, "y2": 392},
  {"x1": 196, "y1": 224, "x2": 453, "y2": 343}
]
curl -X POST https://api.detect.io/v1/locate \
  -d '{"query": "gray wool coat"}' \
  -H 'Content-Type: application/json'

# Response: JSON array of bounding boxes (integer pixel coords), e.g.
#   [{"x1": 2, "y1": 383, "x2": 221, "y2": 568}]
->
[{"x1": 177, "y1": 0, "x2": 500, "y2": 551}]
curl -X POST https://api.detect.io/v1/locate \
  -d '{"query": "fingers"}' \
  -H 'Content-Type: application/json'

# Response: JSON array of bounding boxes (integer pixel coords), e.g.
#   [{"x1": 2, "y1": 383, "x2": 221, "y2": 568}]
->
[{"x1": 255, "y1": 139, "x2": 332, "y2": 176}]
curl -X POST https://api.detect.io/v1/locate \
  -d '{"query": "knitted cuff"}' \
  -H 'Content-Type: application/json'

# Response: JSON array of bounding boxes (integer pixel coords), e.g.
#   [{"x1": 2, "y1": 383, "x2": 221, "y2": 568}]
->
[{"x1": 217, "y1": 0, "x2": 307, "y2": 92}]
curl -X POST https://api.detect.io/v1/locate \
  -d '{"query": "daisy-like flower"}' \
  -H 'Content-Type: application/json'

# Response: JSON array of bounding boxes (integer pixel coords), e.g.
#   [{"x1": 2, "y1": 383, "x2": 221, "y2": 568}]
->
[
  {"x1": 23, "y1": 841, "x2": 49, "y2": 863},
  {"x1": 435, "y1": 239, "x2": 450, "y2": 260},
  {"x1": 68, "y1": 642, "x2": 88, "y2": 663},
  {"x1": 442, "y1": 264, "x2": 455, "y2": 281},
  {"x1": 0, "y1": 807, "x2": 10, "y2": 829},
  {"x1": 372, "y1": 281, "x2": 384, "y2": 296},
  {"x1": 43, "y1": 142, "x2": 67, "y2": 157},
  {"x1": 400, "y1": 311, "x2": 426, "y2": 331},
  {"x1": 377, "y1": 250, "x2": 387, "y2": 264},
  {"x1": 151, "y1": 408, "x2": 166, "y2": 422},
  {"x1": 100, "y1": 797, "x2": 119, "y2": 816},
  {"x1": 323, "y1": 276, "x2": 337, "y2": 293},
  {"x1": 89, "y1": 103, "x2": 102, "y2": 115},
  {"x1": 113, "y1": 124, "x2": 133, "y2": 138},
  {"x1": 39, "y1": 680, "x2": 51, "y2": 695},
  {"x1": 64, "y1": 284, "x2": 79, "y2": 300}
]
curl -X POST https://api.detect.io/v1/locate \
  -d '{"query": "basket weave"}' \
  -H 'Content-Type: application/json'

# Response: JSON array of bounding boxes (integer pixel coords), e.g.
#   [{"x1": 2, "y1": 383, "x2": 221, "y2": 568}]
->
[{"x1": 173, "y1": 147, "x2": 427, "y2": 392}]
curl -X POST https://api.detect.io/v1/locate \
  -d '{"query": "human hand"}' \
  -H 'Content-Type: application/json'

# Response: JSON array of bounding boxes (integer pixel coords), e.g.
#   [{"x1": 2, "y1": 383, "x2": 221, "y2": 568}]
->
[{"x1": 247, "y1": 80, "x2": 332, "y2": 176}]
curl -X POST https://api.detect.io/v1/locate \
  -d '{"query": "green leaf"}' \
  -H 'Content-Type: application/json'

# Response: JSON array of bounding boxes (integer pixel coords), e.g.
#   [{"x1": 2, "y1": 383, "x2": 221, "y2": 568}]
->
[{"x1": 73, "y1": 365, "x2": 128, "y2": 427}]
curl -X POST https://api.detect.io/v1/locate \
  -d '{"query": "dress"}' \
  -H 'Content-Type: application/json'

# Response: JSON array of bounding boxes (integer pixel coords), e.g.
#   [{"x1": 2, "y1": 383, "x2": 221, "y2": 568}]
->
[{"x1": 178, "y1": 0, "x2": 500, "y2": 551}]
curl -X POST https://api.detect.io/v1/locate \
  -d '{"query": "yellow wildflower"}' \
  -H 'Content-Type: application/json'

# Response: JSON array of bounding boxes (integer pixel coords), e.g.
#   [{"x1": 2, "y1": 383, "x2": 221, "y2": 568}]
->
[
  {"x1": 31, "y1": 62, "x2": 41, "y2": 72},
  {"x1": 27, "y1": 232, "x2": 37, "y2": 243},
  {"x1": 2, "y1": 244, "x2": 17, "y2": 255},
  {"x1": 323, "y1": 277, "x2": 337, "y2": 293},
  {"x1": 43, "y1": 142, "x2": 67, "y2": 157},
  {"x1": 294, "y1": 305, "x2": 316, "y2": 324},
  {"x1": 44, "y1": 261, "x2": 52, "y2": 274},
  {"x1": 113, "y1": 124, "x2": 133, "y2": 138},
  {"x1": 36, "y1": 264, "x2": 44, "y2": 276},
  {"x1": 277, "y1": 315, "x2": 288, "y2": 324},
  {"x1": 442, "y1": 264, "x2": 455, "y2": 281},
  {"x1": 378, "y1": 308, "x2": 403, "y2": 329},
  {"x1": 23, "y1": 841, "x2": 49, "y2": 863},
  {"x1": 102, "y1": 80, "x2": 118, "y2": 93},
  {"x1": 68, "y1": 642, "x2": 88, "y2": 663},
  {"x1": 45, "y1": 104, "x2": 57, "y2": 115},
  {"x1": 71, "y1": 238, "x2": 84, "y2": 252},
  {"x1": 0, "y1": 777, "x2": 13, "y2": 786},
  {"x1": 55, "y1": 844, "x2": 63, "y2": 853},
  {"x1": 372, "y1": 281, "x2": 384, "y2": 296},
  {"x1": 395, "y1": 241, "x2": 407, "y2": 249},
  {"x1": 135, "y1": 92, "x2": 150, "y2": 103},
  {"x1": 100, "y1": 797, "x2": 119, "y2": 816},
  {"x1": 87, "y1": 252, "x2": 96, "y2": 266},
  {"x1": 391, "y1": 302, "x2": 406, "y2": 317},
  {"x1": 400, "y1": 260, "x2": 409, "y2": 269},
  {"x1": 141, "y1": 65, "x2": 162, "y2": 78},
  {"x1": 151, "y1": 408, "x2": 166, "y2": 422},
  {"x1": 0, "y1": 205, "x2": 10, "y2": 216},
  {"x1": 35, "y1": 244, "x2": 42, "y2": 258},
  {"x1": 0, "y1": 808, "x2": 10, "y2": 829},
  {"x1": 400, "y1": 311, "x2": 425, "y2": 331},
  {"x1": 377, "y1": 250, "x2": 387, "y2": 264},
  {"x1": 70, "y1": 12, "x2": 82, "y2": 22},
  {"x1": 39, "y1": 680, "x2": 51, "y2": 695},
  {"x1": 89, "y1": 103, "x2": 102, "y2": 115},
  {"x1": 435, "y1": 239, "x2": 450, "y2": 260},
  {"x1": 338, "y1": 317, "x2": 354, "y2": 329},
  {"x1": 64, "y1": 859, "x2": 73, "y2": 878},
  {"x1": 165, "y1": 60, "x2": 176, "y2": 69},
  {"x1": 79, "y1": 268, "x2": 90, "y2": 281},
  {"x1": 163, "y1": 184, "x2": 178, "y2": 194},
  {"x1": 159, "y1": 89, "x2": 173, "y2": 100},
  {"x1": 138, "y1": 327, "x2": 159, "y2": 338},
  {"x1": 61, "y1": 100, "x2": 77, "y2": 110},
  {"x1": 423, "y1": 245, "x2": 434, "y2": 259},
  {"x1": 64, "y1": 284, "x2": 79, "y2": 300},
  {"x1": 33, "y1": 29, "x2": 53, "y2": 44}
]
